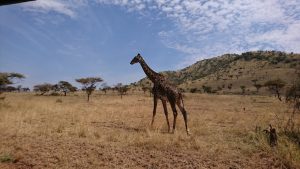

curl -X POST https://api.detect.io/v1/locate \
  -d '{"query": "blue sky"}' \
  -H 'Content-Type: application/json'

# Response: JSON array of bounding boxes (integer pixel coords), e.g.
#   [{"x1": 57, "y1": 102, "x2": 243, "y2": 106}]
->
[{"x1": 1, "y1": 0, "x2": 300, "y2": 88}]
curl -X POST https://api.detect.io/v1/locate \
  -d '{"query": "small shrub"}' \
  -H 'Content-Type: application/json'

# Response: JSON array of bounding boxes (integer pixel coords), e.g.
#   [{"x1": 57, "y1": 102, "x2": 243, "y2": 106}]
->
[
  {"x1": 190, "y1": 88, "x2": 197, "y2": 93},
  {"x1": 290, "y1": 63, "x2": 297, "y2": 68},
  {"x1": 240, "y1": 86, "x2": 246, "y2": 95},
  {"x1": 94, "y1": 131, "x2": 101, "y2": 139},
  {"x1": 55, "y1": 124, "x2": 64, "y2": 133},
  {"x1": 56, "y1": 99, "x2": 62, "y2": 103},
  {"x1": 202, "y1": 85, "x2": 212, "y2": 93},
  {"x1": 0, "y1": 154, "x2": 14, "y2": 163},
  {"x1": 50, "y1": 92, "x2": 60, "y2": 96},
  {"x1": 78, "y1": 128, "x2": 86, "y2": 138}
]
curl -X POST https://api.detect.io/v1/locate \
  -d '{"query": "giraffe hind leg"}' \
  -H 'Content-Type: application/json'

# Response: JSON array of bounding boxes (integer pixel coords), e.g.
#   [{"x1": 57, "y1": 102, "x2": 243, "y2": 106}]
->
[
  {"x1": 176, "y1": 100, "x2": 190, "y2": 135},
  {"x1": 162, "y1": 100, "x2": 170, "y2": 132},
  {"x1": 170, "y1": 101, "x2": 178, "y2": 134}
]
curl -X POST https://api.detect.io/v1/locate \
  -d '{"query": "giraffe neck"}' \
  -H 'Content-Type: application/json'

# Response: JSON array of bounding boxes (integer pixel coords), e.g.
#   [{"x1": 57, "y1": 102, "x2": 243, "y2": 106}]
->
[{"x1": 139, "y1": 57, "x2": 159, "y2": 83}]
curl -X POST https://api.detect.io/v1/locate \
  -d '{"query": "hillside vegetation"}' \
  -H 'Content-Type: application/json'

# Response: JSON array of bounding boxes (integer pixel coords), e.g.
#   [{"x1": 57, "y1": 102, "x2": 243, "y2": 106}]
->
[{"x1": 133, "y1": 51, "x2": 300, "y2": 94}]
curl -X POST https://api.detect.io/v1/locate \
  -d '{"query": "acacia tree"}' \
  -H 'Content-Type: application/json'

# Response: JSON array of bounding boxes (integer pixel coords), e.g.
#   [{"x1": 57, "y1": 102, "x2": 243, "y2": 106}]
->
[
  {"x1": 251, "y1": 79, "x2": 258, "y2": 85},
  {"x1": 100, "y1": 83, "x2": 109, "y2": 94},
  {"x1": 264, "y1": 79, "x2": 286, "y2": 101},
  {"x1": 51, "y1": 84, "x2": 60, "y2": 93},
  {"x1": 33, "y1": 83, "x2": 53, "y2": 95},
  {"x1": 202, "y1": 85, "x2": 212, "y2": 93},
  {"x1": 285, "y1": 69, "x2": 300, "y2": 133},
  {"x1": 254, "y1": 84, "x2": 262, "y2": 93},
  {"x1": 0, "y1": 72, "x2": 25, "y2": 92},
  {"x1": 240, "y1": 85, "x2": 246, "y2": 95},
  {"x1": 76, "y1": 77, "x2": 103, "y2": 101},
  {"x1": 58, "y1": 81, "x2": 77, "y2": 96},
  {"x1": 115, "y1": 83, "x2": 129, "y2": 99},
  {"x1": 228, "y1": 84, "x2": 232, "y2": 90},
  {"x1": 285, "y1": 81, "x2": 300, "y2": 132}
]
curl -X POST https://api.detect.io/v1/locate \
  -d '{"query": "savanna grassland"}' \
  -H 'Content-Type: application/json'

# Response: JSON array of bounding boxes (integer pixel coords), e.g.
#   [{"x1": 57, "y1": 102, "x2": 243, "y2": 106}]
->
[{"x1": 0, "y1": 92, "x2": 299, "y2": 169}]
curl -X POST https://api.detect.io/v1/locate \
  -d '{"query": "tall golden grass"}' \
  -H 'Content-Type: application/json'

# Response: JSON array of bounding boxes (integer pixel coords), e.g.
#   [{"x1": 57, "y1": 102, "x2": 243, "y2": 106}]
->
[{"x1": 0, "y1": 91, "x2": 299, "y2": 168}]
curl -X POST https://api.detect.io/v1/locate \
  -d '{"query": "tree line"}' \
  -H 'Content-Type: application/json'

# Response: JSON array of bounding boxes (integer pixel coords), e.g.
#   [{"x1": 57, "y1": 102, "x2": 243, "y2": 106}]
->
[
  {"x1": 0, "y1": 72, "x2": 132, "y2": 102},
  {"x1": 0, "y1": 71, "x2": 298, "y2": 103}
]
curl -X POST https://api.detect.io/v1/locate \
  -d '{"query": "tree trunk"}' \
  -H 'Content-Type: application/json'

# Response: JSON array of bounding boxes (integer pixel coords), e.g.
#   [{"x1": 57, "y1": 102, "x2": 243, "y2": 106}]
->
[
  {"x1": 276, "y1": 88, "x2": 282, "y2": 101},
  {"x1": 87, "y1": 94, "x2": 90, "y2": 102},
  {"x1": 64, "y1": 91, "x2": 66, "y2": 96}
]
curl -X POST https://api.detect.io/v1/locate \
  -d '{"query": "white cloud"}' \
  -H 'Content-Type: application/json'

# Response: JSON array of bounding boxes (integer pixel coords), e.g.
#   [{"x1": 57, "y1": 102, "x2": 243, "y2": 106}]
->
[
  {"x1": 94, "y1": 0, "x2": 300, "y2": 61},
  {"x1": 248, "y1": 22, "x2": 300, "y2": 52},
  {"x1": 23, "y1": 0, "x2": 300, "y2": 66},
  {"x1": 22, "y1": 0, "x2": 88, "y2": 18}
]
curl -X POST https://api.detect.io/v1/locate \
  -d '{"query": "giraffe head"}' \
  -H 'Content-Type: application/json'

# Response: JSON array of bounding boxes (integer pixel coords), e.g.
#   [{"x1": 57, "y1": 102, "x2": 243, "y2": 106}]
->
[{"x1": 130, "y1": 53, "x2": 142, "y2": 65}]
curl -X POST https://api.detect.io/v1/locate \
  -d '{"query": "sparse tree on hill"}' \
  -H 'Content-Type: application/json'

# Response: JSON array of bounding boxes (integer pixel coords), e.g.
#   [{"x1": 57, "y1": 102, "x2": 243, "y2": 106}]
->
[
  {"x1": 264, "y1": 79, "x2": 286, "y2": 101},
  {"x1": 254, "y1": 84, "x2": 262, "y2": 93},
  {"x1": 190, "y1": 88, "x2": 197, "y2": 93},
  {"x1": 284, "y1": 69, "x2": 300, "y2": 135},
  {"x1": 33, "y1": 83, "x2": 53, "y2": 95},
  {"x1": 202, "y1": 85, "x2": 212, "y2": 93},
  {"x1": 240, "y1": 85, "x2": 246, "y2": 95},
  {"x1": 76, "y1": 77, "x2": 103, "y2": 102},
  {"x1": 228, "y1": 84, "x2": 232, "y2": 90},
  {"x1": 251, "y1": 79, "x2": 258, "y2": 85},
  {"x1": 179, "y1": 88, "x2": 185, "y2": 93}
]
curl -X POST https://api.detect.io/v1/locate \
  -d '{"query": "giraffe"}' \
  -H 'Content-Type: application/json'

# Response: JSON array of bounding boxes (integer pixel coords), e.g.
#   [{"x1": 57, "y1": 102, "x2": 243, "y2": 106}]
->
[{"x1": 130, "y1": 53, "x2": 190, "y2": 135}]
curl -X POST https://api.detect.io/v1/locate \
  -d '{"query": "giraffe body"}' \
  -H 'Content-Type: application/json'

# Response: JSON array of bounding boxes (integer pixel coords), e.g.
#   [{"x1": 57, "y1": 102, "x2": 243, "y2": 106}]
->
[{"x1": 130, "y1": 53, "x2": 190, "y2": 135}]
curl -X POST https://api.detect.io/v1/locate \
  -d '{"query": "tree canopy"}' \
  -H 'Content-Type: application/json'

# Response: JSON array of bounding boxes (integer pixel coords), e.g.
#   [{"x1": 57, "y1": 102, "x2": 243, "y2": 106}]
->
[
  {"x1": 0, "y1": 72, "x2": 25, "y2": 86},
  {"x1": 58, "y1": 81, "x2": 77, "y2": 96},
  {"x1": 264, "y1": 78, "x2": 286, "y2": 101},
  {"x1": 76, "y1": 77, "x2": 103, "y2": 101},
  {"x1": 0, "y1": 72, "x2": 25, "y2": 92},
  {"x1": 33, "y1": 83, "x2": 53, "y2": 95}
]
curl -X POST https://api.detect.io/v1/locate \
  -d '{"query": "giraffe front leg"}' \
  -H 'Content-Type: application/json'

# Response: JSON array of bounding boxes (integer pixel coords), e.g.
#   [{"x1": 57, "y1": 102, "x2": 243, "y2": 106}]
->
[
  {"x1": 162, "y1": 100, "x2": 170, "y2": 133},
  {"x1": 151, "y1": 95, "x2": 158, "y2": 127}
]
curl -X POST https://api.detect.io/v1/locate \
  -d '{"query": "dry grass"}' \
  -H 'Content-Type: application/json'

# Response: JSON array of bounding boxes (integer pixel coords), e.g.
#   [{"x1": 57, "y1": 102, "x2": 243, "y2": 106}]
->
[{"x1": 0, "y1": 92, "x2": 299, "y2": 168}]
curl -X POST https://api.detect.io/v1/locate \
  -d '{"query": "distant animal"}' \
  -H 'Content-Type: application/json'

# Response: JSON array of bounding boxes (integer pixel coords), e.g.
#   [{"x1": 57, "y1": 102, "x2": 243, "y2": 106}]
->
[
  {"x1": 264, "y1": 124, "x2": 278, "y2": 147},
  {"x1": 130, "y1": 53, "x2": 190, "y2": 135}
]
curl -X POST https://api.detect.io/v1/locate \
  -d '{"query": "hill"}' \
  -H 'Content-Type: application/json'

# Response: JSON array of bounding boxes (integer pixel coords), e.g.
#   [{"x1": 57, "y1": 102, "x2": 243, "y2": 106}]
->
[{"x1": 131, "y1": 51, "x2": 300, "y2": 95}]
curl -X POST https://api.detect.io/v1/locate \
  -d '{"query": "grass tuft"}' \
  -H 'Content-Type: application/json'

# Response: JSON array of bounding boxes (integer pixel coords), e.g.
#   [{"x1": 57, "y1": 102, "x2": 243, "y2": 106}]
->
[{"x1": 0, "y1": 154, "x2": 14, "y2": 163}]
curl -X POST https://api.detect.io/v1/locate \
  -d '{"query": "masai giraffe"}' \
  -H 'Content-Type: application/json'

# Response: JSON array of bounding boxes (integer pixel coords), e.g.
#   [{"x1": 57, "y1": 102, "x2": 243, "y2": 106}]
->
[{"x1": 130, "y1": 53, "x2": 190, "y2": 135}]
